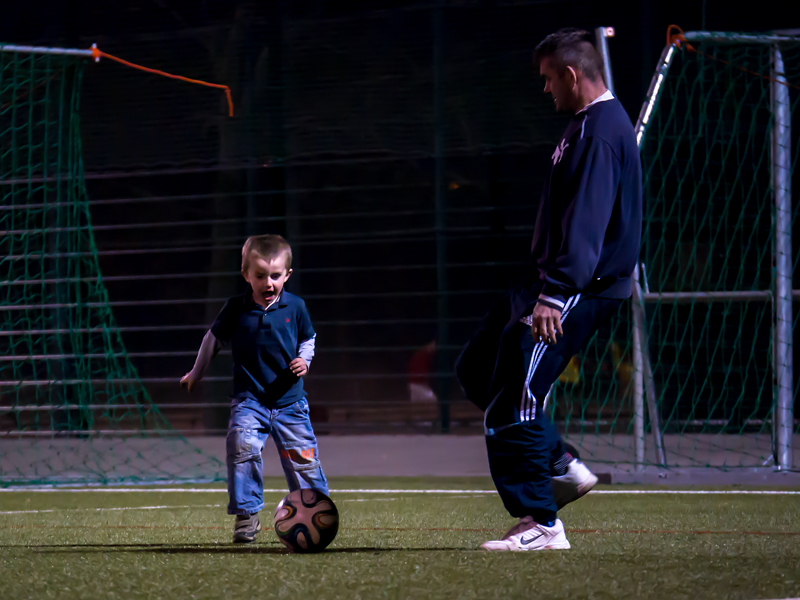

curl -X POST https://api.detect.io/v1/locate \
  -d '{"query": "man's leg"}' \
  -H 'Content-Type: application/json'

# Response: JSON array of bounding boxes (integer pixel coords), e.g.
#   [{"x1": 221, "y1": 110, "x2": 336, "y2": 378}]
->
[
  {"x1": 461, "y1": 291, "x2": 581, "y2": 497},
  {"x1": 542, "y1": 385, "x2": 597, "y2": 508},
  {"x1": 481, "y1": 312, "x2": 565, "y2": 551},
  {"x1": 537, "y1": 297, "x2": 624, "y2": 509},
  {"x1": 482, "y1": 294, "x2": 622, "y2": 550},
  {"x1": 486, "y1": 413, "x2": 561, "y2": 523}
]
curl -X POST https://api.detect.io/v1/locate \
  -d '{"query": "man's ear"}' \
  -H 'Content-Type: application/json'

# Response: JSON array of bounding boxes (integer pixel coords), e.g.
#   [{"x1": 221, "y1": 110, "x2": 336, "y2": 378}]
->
[{"x1": 566, "y1": 65, "x2": 578, "y2": 89}]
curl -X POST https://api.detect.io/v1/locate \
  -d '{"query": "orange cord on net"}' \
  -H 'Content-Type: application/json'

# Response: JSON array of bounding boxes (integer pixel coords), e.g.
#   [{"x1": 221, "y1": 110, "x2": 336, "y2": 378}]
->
[
  {"x1": 91, "y1": 45, "x2": 234, "y2": 117},
  {"x1": 666, "y1": 24, "x2": 800, "y2": 92}
]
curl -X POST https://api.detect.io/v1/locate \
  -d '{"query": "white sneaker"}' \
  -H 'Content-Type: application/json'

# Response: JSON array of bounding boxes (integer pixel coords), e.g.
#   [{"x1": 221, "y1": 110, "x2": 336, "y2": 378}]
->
[
  {"x1": 551, "y1": 458, "x2": 598, "y2": 509},
  {"x1": 480, "y1": 516, "x2": 534, "y2": 551},
  {"x1": 502, "y1": 518, "x2": 571, "y2": 551}
]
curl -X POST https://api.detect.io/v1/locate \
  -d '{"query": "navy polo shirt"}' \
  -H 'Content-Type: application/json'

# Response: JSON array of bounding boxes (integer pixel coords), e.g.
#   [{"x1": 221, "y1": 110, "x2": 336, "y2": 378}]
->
[{"x1": 211, "y1": 288, "x2": 316, "y2": 408}]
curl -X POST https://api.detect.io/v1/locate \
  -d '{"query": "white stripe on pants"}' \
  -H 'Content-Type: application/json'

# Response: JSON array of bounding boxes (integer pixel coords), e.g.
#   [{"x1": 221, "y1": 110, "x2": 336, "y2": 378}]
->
[{"x1": 519, "y1": 294, "x2": 581, "y2": 422}]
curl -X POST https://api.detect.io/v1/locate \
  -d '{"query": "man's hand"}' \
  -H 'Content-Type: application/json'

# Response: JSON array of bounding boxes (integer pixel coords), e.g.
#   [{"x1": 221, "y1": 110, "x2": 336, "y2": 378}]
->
[
  {"x1": 531, "y1": 303, "x2": 564, "y2": 345},
  {"x1": 290, "y1": 357, "x2": 308, "y2": 377},
  {"x1": 180, "y1": 371, "x2": 199, "y2": 393}
]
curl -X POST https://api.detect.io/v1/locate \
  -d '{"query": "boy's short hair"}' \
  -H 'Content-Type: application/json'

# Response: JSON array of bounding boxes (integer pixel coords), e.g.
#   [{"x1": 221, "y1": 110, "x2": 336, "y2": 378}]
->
[
  {"x1": 533, "y1": 28, "x2": 604, "y2": 83},
  {"x1": 241, "y1": 234, "x2": 293, "y2": 273}
]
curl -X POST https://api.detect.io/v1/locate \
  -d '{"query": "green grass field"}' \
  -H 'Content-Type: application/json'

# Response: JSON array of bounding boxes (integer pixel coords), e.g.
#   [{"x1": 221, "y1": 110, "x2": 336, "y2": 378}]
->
[{"x1": 1, "y1": 477, "x2": 798, "y2": 600}]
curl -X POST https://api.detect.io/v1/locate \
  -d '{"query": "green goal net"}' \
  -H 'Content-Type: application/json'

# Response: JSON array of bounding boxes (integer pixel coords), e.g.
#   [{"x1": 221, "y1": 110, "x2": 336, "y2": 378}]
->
[
  {"x1": 0, "y1": 48, "x2": 223, "y2": 484},
  {"x1": 553, "y1": 33, "x2": 799, "y2": 472}
]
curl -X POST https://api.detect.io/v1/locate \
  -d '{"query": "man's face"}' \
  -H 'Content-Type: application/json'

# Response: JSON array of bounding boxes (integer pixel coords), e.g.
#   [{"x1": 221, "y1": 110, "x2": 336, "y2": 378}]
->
[
  {"x1": 242, "y1": 252, "x2": 292, "y2": 308},
  {"x1": 540, "y1": 57, "x2": 576, "y2": 113}
]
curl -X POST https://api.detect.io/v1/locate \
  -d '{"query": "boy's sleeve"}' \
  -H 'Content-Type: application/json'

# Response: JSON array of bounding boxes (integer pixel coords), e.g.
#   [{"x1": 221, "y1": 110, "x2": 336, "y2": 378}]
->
[
  {"x1": 210, "y1": 299, "x2": 238, "y2": 344},
  {"x1": 297, "y1": 300, "x2": 316, "y2": 342},
  {"x1": 538, "y1": 136, "x2": 620, "y2": 312},
  {"x1": 189, "y1": 330, "x2": 223, "y2": 378},
  {"x1": 297, "y1": 336, "x2": 316, "y2": 366},
  {"x1": 296, "y1": 301, "x2": 317, "y2": 366}
]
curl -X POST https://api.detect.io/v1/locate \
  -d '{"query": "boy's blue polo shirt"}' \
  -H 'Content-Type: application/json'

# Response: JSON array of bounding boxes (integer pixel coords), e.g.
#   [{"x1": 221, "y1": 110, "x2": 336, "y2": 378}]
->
[{"x1": 211, "y1": 288, "x2": 315, "y2": 408}]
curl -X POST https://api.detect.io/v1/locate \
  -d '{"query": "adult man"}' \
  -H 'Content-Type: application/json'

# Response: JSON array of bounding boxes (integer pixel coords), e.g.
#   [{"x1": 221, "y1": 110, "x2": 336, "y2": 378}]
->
[{"x1": 456, "y1": 29, "x2": 642, "y2": 551}]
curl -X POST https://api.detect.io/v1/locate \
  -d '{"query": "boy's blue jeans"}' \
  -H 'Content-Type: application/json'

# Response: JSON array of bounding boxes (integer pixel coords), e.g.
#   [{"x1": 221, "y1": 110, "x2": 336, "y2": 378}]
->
[{"x1": 226, "y1": 397, "x2": 328, "y2": 516}]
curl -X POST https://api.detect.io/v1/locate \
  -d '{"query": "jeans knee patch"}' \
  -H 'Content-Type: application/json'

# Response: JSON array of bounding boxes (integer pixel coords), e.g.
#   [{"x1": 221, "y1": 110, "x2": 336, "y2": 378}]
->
[
  {"x1": 279, "y1": 446, "x2": 318, "y2": 471},
  {"x1": 226, "y1": 426, "x2": 253, "y2": 462}
]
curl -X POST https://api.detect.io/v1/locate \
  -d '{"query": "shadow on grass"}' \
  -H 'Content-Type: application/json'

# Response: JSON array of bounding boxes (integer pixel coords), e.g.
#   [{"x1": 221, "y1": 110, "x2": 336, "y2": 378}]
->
[{"x1": 10, "y1": 543, "x2": 477, "y2": 554}]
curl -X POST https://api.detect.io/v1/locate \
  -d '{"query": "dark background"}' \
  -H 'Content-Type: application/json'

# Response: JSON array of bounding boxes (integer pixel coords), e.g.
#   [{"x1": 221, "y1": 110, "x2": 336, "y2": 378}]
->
[{"x1": 1, "y1": 1, "x2": 796, "y2": 435}]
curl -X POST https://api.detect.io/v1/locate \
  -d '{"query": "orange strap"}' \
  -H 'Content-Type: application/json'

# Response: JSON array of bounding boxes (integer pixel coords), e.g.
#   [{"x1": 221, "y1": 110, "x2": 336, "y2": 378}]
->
[
  {"x1": 92, "y1": 45, "x2": 234, "y2": 117},
  {"x1": 666, "y1": 25, "x2": 800, "y2": 92}
]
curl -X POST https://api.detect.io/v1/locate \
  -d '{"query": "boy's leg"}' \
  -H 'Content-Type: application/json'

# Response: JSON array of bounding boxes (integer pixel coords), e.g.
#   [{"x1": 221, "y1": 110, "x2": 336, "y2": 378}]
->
[
  {"x1": 227, "y1": 398, "x2": 270, "y2": 516},
  {"x1": 270, "y1": 398, "x2": 329, "y2": 495}
]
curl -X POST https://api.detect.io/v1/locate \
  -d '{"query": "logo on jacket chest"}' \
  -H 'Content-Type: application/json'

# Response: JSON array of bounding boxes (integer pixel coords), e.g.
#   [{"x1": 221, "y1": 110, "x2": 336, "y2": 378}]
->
[{"x1": 552, "y1": 139, "x2": 569, "y2": 166}]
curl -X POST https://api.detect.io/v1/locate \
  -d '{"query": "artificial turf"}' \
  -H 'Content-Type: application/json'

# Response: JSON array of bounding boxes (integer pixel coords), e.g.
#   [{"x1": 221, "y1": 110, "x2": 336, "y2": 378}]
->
[{"x1": 0, "y1": 477, "x2": 798, "y2": 600}]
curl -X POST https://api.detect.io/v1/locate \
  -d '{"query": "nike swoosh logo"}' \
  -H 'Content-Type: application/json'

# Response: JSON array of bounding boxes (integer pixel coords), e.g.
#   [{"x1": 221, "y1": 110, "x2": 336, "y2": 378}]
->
[{"x1": 520, "y1": 533, "x2": 544, "y2": 545}]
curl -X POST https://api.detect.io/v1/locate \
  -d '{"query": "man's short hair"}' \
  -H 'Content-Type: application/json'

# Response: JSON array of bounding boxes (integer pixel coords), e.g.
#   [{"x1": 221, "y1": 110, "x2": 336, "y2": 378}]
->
[
  {"x1": 241, "y1": 234, "x2": 292, "y2": 272},
  {"x1": 533, "y1": 28, "x2": 604, "y2": 82}
]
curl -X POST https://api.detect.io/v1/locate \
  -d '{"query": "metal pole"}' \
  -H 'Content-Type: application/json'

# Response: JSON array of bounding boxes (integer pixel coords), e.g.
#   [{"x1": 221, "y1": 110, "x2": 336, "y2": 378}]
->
[
  {"x1": 629, "y1": 40, "x2": 682, "y2": 470},
  {"x1": 433, "y1": 3, "x2": 450, "y2": 433},
  {"x1": 682, "y1": 32, "x2": 800, "y2": 44},
  {"x1": 771, "y1": 44, "x2": 793, "y2": 470},
  {"x1": 634, "y1": 43, "x2": 676, "y2": 148},
  {"x1": 0, "y1": 44, "x2": 96, "y2": 58},
  {"x1": 633, "y1": 266, "x2": 667, "y2": 466},
  {"x1": 594, "y1": 27, "x2": 616, "y2": 93},
  {"x1": 601, "y1": 25, "x2": 653, "y2": 468},
  {"x1": 631, "y1": 269, "x2": 646, "y2": 471}
]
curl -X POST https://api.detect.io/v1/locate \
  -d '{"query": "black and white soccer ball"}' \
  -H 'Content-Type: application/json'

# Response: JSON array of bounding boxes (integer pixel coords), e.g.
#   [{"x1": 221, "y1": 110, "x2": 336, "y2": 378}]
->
[{"x1": 273, "y1": 488, "x2": 339, "y2": 553}]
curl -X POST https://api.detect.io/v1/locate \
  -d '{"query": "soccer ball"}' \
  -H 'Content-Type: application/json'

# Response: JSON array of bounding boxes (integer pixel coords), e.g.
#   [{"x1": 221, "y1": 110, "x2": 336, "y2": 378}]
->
[{"x1": 273, "y1": 488, "x2": 339, "y2": 553}]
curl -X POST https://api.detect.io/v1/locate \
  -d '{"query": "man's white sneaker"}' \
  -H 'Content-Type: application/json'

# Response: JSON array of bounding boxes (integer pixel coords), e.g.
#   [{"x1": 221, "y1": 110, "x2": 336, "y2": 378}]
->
[
  {"x1": 480, "y1": 516, "x2": 534, "y2": 551},
  {"x1": 503, "y1": 518, "x2": 570, "y2": 551},
  {"x1": 551, "y1": 458, "x2": 598, "y2": 509}
]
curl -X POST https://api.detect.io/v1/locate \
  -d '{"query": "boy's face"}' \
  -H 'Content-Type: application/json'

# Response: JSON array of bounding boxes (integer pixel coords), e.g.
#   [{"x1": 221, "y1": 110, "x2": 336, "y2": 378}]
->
[{"x1": 242, "y1": 251, "x2": 292, "y2": 308}]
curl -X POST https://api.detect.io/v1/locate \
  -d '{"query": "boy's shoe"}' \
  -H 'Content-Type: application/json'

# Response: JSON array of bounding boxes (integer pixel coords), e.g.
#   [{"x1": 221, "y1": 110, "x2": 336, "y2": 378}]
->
[
  {"x1": 480, "y1": 516, "x2": 534, "y2": 551},
  {"x1": 483, "y1": 518, "x2": 570, "y2": 552},
  {"x1": 233, "y1": 513, "x2": 262, "y2": 543},
  {"x1": 551, "y1": 458, "x2": 598, "y2": 509}
]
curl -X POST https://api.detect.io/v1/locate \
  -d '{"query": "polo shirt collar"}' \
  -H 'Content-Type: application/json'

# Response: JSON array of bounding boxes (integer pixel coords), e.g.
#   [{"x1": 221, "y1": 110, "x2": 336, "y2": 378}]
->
[{"x1": 242, "y1": 285, "x2": 288, "y2": 311}]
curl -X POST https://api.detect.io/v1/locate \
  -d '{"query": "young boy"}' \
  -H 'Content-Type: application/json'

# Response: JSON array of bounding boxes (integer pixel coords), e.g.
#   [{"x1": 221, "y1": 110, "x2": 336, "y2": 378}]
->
[{"x1": 181, "y1": 234, "x2": 328, "y2": 543}]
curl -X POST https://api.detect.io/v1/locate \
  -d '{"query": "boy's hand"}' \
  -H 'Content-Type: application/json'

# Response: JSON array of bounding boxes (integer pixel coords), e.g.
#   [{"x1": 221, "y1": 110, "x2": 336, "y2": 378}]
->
[
  {"x1": 180, "y1": 372, "x2": 199, "y2": 392},
  {"x1": 289, "y1": 357, "x2": 308, "y2": 377},
  {"x1": 531, "y1": 303, "x2": 563, "y2": 346}
]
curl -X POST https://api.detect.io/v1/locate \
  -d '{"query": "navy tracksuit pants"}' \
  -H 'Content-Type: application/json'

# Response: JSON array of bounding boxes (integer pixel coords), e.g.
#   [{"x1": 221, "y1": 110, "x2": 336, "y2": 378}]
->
[{"x1": 456, "y1": 283, "x2": 621, "y2": 524}]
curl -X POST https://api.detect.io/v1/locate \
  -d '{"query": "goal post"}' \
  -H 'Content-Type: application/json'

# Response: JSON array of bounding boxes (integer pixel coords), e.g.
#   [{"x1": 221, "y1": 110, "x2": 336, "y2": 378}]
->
[
  {"x1": 0, "y1": 44, "x2": 224, "y2": 484},
  {"x1": 574, "y1": 29, "x2": 798, "y2": 472}
]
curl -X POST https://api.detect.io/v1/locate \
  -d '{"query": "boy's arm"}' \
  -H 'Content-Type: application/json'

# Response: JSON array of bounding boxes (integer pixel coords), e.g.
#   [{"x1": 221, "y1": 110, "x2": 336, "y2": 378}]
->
[
  {"x1": 181, "y1": 330, "x2": 223, "y2": 392},
  {"x1": 182, "y1": 297, "x2": 236, "y2": 392},
  {"x1": 191, "y1": 330, "x2": 224, "y2": 378},
  {"x1": 289, "y1": 335, "x2": 316, "y2": 377},
  {"x1": 290, "y1": 301, "x2": 317, "y2": 377},
  {"x1": 297, "y1": 334, "x2": 316, "y2": 368}
]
